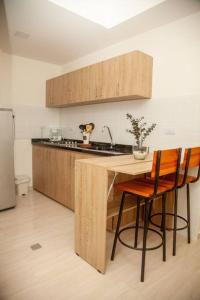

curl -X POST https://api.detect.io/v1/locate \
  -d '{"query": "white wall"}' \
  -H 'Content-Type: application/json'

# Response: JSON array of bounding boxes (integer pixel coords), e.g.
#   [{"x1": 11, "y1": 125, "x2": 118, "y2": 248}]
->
[
  {"x1": 60, "y1": 12, "x2": 200, "y2": 239},
  {"x1": 61, "y1": 11, "x2": 200, "y2": 148},
  {"x1": 11, "y1": 55, "x2": 61, "y2": 183},
  {"x1": 0, "y1": 49, "x2": 12, "y2": 107}
]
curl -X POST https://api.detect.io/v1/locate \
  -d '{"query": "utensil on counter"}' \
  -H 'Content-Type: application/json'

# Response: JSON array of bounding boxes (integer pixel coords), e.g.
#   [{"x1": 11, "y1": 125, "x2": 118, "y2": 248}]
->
[{"x1": 79, "y1": 123, "x2": 95, "y2": 145}]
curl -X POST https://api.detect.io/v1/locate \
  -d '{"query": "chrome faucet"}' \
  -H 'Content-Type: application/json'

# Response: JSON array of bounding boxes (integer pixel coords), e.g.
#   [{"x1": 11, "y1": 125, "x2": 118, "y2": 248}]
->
[{"x1": 102, "y1": 126, "x2": 114, "y2": 149}]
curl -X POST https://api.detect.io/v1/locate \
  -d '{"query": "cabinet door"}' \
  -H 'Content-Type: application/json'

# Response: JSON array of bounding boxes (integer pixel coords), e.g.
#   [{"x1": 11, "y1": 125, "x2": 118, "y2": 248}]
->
[
  {"x1": 89, "y1": 62, "x2": 103, "y2": 101},
  {"x1": 102, "y1": 57, "x2": 120, "y2": 100},
  {"x1": 46, "y1": 79, "x2": 54, "y2": 107},
  {"x1": 118, "y1": 52, "x2": 138, "y2": 97},
  {"x1": 45, "y1": 148, "x2": 56, "y2": 199},
  {"x1": 79, "y1": 66, "x2": 90, "y2": 103},
  {"x1": 73, "y1": 67, "x2": 91, "y2": 103},
  {"x1": 54, "y1": 150, "x2": 97, "y2": 210},
  {"x1": 33, "y1": 145, "x2": 45, "y2": 193},
  {"x1": 64, "y1": 71, "x2": 80, "y2": 104},
  {"x1": 63, "y1": 68, "x2": 90, "y2": 105},
  {"x1": 117, "y1": 51, "x2": 152, "y2": 99},
  {"x1": 33, "y1": 146, "x2": 55, "y2": 198},
  {"x1": 46, "y1": 76, "x2": 64, "y2": 107},
  {"x1": 54, "y1": 149, "x2": 72, "y2": 208},
  {"x1": 52, "y1": 75, "x2": 64, "y2": 106},
  {"x1": 63, "y1": 73, "x2": 72, "y2": 105},
  {"x1": 33, "y1": 146, "x2": 100, "y2": 210}
]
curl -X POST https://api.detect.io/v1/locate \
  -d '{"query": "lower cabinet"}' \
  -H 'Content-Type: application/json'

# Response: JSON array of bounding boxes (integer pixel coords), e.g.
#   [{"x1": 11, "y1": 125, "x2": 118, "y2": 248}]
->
[
  {"x1": 32, "y1": 145, "x2": 98, "y2": 210},
  {"x1": 33, "y1": 145, "x2": 172, "y2": 231}
]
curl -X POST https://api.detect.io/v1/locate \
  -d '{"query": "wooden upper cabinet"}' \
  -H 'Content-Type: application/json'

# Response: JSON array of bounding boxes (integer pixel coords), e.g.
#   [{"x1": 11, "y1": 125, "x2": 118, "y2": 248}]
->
[
  {"x1": 101, "y1": 57, "x2": 120, "y2": 100},
  {"x1": 46, "y1": 50, "x2": 153, "y2": 107},
  {"x1": 46, "y1": 75, "x2": 64, "y2": 107},
  {"x1": 118, "y1": 51, "x2": 152, "y2": 99},
  {"x1": 63, "y1": 72, "x2": 75, "y2": 105},
  {"x1": 79, "y1": 66, "x2": 90, "y2": 102},
  {"x1": 89, "y1": 62, "x2": 103, "y2": 102},
  {"x1": 46, "y1": 79, "x2": 53, "y2": 106}
]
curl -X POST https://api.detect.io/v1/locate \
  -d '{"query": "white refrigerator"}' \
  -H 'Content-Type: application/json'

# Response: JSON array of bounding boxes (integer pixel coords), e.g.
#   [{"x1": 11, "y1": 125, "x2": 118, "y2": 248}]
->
[{"x1": 0, "y1": 109, "x2": 16, "y2": 210}]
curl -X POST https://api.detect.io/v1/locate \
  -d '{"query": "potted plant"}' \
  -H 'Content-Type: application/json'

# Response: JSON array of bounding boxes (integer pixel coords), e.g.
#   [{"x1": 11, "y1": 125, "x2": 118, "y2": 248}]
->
[{"x1": 126, "y1": 113, "x2": 156, "y2": 159}]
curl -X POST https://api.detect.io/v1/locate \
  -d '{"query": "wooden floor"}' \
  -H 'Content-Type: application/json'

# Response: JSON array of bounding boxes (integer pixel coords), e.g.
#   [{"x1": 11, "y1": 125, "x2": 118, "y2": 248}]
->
[{"x1": 0, "y1": 190, "x2": 200, "y2": 300}]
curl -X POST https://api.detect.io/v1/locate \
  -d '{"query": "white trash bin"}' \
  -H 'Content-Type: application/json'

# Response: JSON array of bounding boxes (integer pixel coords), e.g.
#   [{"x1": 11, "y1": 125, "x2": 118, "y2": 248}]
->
[{"x1": 15, "y1": 175, "x2": 30, "y2": 196}]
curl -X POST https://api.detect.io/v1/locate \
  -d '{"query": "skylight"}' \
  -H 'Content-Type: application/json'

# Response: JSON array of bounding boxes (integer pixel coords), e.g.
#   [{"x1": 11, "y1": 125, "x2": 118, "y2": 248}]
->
[{"x1": 49, "y1": 0, "x2": 166, "y2": 29}]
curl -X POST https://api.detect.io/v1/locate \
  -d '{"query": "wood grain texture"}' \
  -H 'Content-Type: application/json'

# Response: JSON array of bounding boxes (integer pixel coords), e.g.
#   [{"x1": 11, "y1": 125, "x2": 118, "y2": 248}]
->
[
  {"x1": 32, "y1": 145, "x2": 98, "y2": 210},
  {"x1": 75, "y1": 156, "x2": 152, "y2": 273},
  {"x1": 75, "y1": 161, "x2": 108, "y2": 273},
  {"x1": 115, "y1": 179, "x2": 172, "y2": 197},
  {"x1": 77, "y1": 153, "x2": 152, "y2": 168},
  {"x1": 75, "y1": 154, "x2": 175, "y2": 273},
  {"x1": 32, "y1": 146, "x2": 142, "y2": 231},
  {"x1": 182, "y1": 147, "x2": 200, "y2": 169},
  {"x1": 151, "y1": 149, "x2": 181, "y2": 178},
  {"x1": 46, "y1": 50, "x2": 153, "y2": 107},
  {"x1": 46, "y1": 76, "x2": 64, "y2": 107}
]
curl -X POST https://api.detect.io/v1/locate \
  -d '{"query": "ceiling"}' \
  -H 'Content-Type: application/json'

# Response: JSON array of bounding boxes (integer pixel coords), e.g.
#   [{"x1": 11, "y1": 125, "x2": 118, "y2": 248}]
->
[
  {"x1": 2, "y1": 0, "x2": 200, "y2": 65},
  {"x1": 48, "y1": 0, "x2": 166, "y2": 28}
]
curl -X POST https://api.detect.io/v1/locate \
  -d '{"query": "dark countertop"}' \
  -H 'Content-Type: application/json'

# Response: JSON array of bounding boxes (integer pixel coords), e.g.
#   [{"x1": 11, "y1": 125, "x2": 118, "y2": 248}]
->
[{"x1": 31, "y1": 138, "x2": 132, "y2": 157}]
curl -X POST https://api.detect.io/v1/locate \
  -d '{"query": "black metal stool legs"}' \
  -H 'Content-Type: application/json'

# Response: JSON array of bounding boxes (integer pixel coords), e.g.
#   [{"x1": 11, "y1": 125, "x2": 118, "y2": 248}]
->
[
  {"x1": 111, "y1": 192, "x2": 126, "y2": 260},
  {"x1": 111, "y1": 194, "x2": 165, "y2": 282},
  {"x1": 141, "y1": 199, "x2": 150, "y2": 282},
  {"x1": 173, "y1": 189, "x2": 178, "y2": 256},
  {"x1": 148, "y1": 201, "x2": 153, "y2": 221},
  {"x1": 186, "y1": 184, "x2": 191, "y2": 244},
  {"x1": 134, "y1": 197, "x2": 140, "y2": 248},
  {"x1": 162, "y1": 193, "x2": 166, "y2": 261}
]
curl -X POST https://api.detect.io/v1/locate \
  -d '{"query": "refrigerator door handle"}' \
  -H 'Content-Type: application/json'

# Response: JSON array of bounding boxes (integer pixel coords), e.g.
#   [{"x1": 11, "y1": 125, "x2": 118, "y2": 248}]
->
[{"x1": 12, "y1": 114, "x2": 15, "y2": 140}]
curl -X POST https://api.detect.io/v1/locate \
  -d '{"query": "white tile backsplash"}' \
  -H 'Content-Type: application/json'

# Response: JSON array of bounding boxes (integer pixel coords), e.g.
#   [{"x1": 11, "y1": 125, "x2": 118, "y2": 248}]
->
[
  {"x1": 60, "y1": 95, "x2": 200, "y2": 150},
  {"x1": 13, "y1": 105, "x2": 60, "y2": 139}
]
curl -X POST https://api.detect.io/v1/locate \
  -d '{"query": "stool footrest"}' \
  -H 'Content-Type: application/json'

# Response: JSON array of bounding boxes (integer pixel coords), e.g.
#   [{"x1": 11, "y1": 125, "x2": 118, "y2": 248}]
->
[
  {"x1": 118, "y1": 225, "x2": 163, "y2": 251},
  {"x1": 150, "y1": 213, "x2": 188, "y2": 231}
]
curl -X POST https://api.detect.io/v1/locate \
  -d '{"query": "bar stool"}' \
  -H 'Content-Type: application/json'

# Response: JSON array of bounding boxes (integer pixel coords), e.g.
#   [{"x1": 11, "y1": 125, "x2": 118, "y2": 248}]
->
[
  {"x1": 111, "y1": 148, "x2": 182, "y2": 282},
  {"x1": 149, "y1": 147, "x2": 200, "y2": 255}
]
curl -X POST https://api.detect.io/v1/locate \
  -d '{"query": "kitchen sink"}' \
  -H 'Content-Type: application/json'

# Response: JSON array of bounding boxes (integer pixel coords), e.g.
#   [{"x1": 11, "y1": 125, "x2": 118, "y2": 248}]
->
[{"x1": 38, "y1": 140, "x2": 132, "y2": 156}]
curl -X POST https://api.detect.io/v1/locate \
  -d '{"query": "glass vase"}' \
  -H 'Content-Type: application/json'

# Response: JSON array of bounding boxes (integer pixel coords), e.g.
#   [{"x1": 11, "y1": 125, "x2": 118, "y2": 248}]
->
[{"x1": 132, "y1": 145, "x2": 149, "y2": 160}]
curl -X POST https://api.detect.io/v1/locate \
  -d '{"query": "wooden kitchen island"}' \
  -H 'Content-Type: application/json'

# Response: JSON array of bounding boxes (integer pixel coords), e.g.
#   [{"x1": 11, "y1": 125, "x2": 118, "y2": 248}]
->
[{"x1": 75, "y1": 155, "x2": 173, "y2": 273}]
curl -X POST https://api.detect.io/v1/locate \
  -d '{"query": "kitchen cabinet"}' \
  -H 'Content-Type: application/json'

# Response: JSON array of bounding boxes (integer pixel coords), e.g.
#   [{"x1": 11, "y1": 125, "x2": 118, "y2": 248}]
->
[
  {"x1": 32, "y1": 146, "x2": 57, "y2": 200},
  {"x1": 46, "y1": 75, "x2": 64, "y2": 106},
  {"x1": 46, "y1": 50, "x2": 153, "y2": 107},
  {"x1": 33, "y1": 144, "x2": 150, "y2": 231},
  {"x1": 118, "y1": 50, "x2": 152, "y2": 99},
  {"x1": 63, "y1": 68, "x2": 90, "y2": 105},
  {"x1": 32, "y1": 145, "x2": 98, "y2": 210},
  {"x1": 88, "y1": 62, "x2": 103, "y2": 102},
  {"x1": 101, "y1": 57, "x2": 120, "y2": 100},
  {"x1": 78, "y1": 66, "x2": 90, "y2": 103},
  {"x1": 46, "y1": 79, "x2": 53, "y2": 107},
  {"x1": 32, "y1": 145, "x2": 46, "y2": 193}
]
